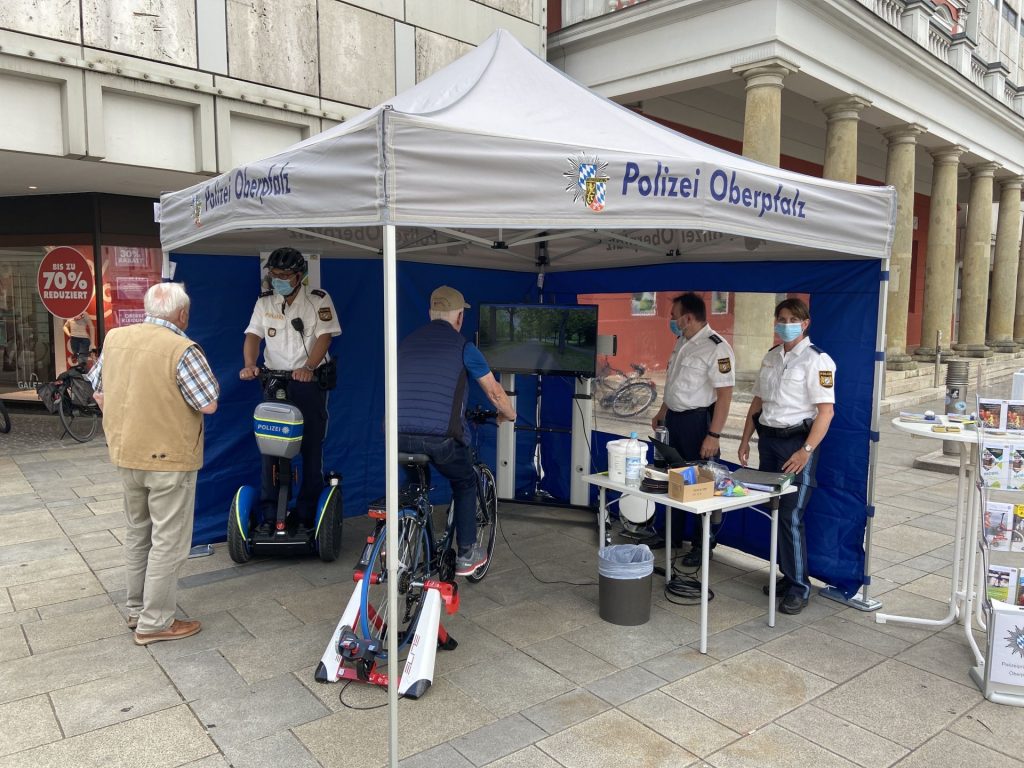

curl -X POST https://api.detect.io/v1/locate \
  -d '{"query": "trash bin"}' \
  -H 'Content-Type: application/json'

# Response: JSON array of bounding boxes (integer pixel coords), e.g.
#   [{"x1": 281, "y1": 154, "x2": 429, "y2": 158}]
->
[{"x1": 598, "y1": 544, "x2": 654, "y2": 626}]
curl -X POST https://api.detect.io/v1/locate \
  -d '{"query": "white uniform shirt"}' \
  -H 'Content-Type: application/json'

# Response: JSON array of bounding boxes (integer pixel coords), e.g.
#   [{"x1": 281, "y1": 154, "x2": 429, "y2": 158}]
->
[
  {"x1": 663, "y1": 324, "x2": 736, "y2": 412},
  {"x1": 245, "y1": 286, "x2": 342, "y2": 370},
  {"x1": 753, "y1": 337, "x2": 836, "y2": 428}
]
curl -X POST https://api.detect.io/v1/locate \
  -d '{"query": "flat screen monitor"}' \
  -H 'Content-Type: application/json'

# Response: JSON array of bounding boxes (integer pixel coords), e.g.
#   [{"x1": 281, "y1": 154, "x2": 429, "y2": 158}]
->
[{"x1": 477, "y1": 304, "x2": 598, "y2": 378}]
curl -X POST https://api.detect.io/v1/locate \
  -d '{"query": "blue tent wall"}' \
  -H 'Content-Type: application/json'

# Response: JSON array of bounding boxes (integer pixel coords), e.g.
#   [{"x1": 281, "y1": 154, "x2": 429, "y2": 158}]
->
[
  {"x1": 543, "y1": 259, "x2": 880, "y2": 597},
  {"x1": 177, "y1": 252, "x2": 878, "y2": 597},
  {"x1": 175, "y1": 254, "x2": 538, "y2": 546}
]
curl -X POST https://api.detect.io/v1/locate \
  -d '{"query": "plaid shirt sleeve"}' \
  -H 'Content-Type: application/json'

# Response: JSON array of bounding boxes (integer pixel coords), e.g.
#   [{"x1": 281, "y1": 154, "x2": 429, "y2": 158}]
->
[{"x1": 176, "y1": 346, "x2": 220, "y2": 411}]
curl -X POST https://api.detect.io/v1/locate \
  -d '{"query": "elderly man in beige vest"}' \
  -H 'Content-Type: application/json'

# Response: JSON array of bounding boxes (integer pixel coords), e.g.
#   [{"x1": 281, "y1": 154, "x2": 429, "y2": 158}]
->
[{"x1": 88, "y1": 283, "x2": 220, "y2": 645}]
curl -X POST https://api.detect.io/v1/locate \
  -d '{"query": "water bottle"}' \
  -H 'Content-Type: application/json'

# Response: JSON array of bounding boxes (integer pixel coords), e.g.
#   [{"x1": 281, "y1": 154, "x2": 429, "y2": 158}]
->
[{"x1": 625, "y1": 431, "x2": 643, "y2": 488}]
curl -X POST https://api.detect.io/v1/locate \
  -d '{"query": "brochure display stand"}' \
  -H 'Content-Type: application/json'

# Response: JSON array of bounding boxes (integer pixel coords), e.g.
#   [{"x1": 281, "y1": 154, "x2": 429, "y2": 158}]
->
[{"x1": 969, "y1": 398, "x2": 1024, "y2": 706}]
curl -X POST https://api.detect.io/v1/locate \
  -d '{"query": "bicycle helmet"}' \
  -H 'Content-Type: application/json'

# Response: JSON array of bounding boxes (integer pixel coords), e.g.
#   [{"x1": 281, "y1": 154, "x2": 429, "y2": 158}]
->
[{"x1": 266, "y1": 247, "x2": 306, "y2": 275}]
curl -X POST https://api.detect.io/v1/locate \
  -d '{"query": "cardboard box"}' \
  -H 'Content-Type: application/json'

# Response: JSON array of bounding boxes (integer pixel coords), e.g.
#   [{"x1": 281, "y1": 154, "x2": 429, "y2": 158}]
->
[{"x1": 668, "y1": 466, "x2": 715, "y2": 502}]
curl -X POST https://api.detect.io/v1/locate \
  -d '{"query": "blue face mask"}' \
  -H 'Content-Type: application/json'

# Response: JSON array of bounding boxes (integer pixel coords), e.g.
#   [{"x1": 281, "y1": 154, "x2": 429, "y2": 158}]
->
[
  {"x1": 669, "y1": 318, "x2": 682, "y2": 337},
  {"x1": 775, "y1": 322, "x2": 803, "y2": 343},
  {"x1": 272, "y1": 278, "x2": 296, "y2": 297}
]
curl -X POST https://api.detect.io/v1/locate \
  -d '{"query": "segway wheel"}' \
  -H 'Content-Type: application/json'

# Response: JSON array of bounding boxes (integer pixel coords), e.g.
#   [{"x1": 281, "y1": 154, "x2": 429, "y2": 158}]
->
[
  {"x1": 227, "y1": 492, "x2": 253, "y2": 564},
  {"x1": 315, "y1": 488, "x2": 343, "y2": 562}
]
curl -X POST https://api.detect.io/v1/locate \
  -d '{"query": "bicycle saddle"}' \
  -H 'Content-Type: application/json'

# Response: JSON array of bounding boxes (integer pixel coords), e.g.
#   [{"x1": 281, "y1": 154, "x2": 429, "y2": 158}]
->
[{"x1": 398, "y1": 453, "x2": 431, "y2": 466}]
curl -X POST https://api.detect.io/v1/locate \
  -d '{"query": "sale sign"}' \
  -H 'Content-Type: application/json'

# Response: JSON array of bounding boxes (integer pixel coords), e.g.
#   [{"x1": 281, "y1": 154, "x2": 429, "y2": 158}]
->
[{"x1": 37, "y1": 247, "x2": 95, "y2": 318}]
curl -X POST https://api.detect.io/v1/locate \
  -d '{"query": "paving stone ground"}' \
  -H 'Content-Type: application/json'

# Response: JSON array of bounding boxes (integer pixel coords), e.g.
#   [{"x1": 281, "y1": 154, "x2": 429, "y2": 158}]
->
[{"x1": 1, "y1": 400, "x2": 1023, "y2": 768}]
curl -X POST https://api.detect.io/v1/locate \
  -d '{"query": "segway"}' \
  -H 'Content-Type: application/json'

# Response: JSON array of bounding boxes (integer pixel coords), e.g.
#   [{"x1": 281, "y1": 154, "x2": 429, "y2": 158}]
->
[{"x1": 227, "y1": 368, "x2": 343, "y2": 563}]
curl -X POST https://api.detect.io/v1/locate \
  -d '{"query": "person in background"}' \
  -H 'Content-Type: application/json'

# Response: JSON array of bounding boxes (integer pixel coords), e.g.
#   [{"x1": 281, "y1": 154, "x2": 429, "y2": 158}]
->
[
  {"x1": 239, "y1": 247, "x2": 341, "y2": 529},
  {"x1": 88, "y1": 283, "x2": 219, "y2": 644},
  {"x1": 651, "y1": 292, "x2": 735, "y2": 566},
  {"x1": 738, "y1": 297, "x2": 835, "y2": 615},
  {"x1": 63, "y1": 312, "x2": 95, "y2": 364},
  {"x1": 398, "y1": 286, "x2": 516, "y2": 577}
]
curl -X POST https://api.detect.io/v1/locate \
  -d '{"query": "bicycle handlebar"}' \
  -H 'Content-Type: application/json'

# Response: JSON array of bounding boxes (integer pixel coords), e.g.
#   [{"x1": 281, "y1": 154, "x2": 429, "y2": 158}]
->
[{"x1": 466, "y1": 406, "x2": 500, "y2": 424}]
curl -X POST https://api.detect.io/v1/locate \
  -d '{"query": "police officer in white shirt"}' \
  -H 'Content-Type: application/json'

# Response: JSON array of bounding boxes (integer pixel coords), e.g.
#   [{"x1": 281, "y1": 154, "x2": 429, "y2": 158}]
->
[
  {"x1": 651, "y1": 292, "x2": 735, "y2": 565},
  {"x1": 738, "y1": 297, "x2": 835, "y2": 615},
  {"x1": 238, "y1": 247, "x2": 342, "y2": 528}
]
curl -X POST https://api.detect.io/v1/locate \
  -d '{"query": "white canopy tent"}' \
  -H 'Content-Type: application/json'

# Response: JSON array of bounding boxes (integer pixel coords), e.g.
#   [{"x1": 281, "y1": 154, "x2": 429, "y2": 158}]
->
[{"x1": 160, "y1": 29, "x2": 896, "y2": 765}]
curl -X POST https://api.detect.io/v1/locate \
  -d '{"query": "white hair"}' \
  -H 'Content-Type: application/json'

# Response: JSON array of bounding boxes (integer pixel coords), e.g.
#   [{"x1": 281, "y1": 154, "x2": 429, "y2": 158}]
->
[
  {"x1": 429, "y1": 308, "x2": 462, "y2": 324},
  {"x1": 144, "y1": 282, "x2": 190, "y2": 319}
]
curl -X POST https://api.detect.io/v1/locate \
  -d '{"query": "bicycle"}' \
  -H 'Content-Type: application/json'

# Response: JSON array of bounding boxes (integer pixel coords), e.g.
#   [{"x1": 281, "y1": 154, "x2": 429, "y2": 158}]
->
[
  {"x1": 596, "y1": 359, "x2": 658, "y2": 417},
  {"x1": 36, "y1": 366, "x2": 101, "y2": 443},
  {"x1": 317, "y1": 407, "x2": 498, "y2": 693}
]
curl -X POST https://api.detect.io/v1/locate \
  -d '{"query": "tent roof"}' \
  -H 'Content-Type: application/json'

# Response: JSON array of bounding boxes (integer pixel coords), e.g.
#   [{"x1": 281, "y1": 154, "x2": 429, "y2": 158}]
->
[{"x1": 160, "y1": 30, "x2": 896, "y2": 269}]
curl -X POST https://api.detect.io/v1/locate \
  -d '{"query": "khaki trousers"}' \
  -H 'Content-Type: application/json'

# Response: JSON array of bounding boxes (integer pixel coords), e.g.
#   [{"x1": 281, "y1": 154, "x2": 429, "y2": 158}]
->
[{"x1": 119, "y1": 467, "x2": 197, "y2": 633}]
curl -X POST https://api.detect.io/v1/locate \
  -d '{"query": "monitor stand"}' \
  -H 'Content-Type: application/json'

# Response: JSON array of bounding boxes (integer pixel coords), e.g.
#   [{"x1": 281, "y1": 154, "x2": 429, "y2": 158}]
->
[
  {"x1": 570, "y1": 377, "x2": 594, "y2": 506},
  {"x1": 496, "y1": 372, "x2": 516, "y2": 500}
]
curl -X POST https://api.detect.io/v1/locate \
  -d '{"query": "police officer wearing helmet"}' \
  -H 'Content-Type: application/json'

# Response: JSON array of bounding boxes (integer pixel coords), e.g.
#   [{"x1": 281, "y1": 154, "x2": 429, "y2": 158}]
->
[
  {"x1": 397, "y1": 286, "x2": 516, "y2": 577},
  {"x1": 239, "y1": 247, "x2": 342, "y2": 528},
  {"x1": 738, "y1": 297, "x2": 835, "y2": 615},
  {"x1": 651, "y1": 292, "x2": 735, "y2": 566}
]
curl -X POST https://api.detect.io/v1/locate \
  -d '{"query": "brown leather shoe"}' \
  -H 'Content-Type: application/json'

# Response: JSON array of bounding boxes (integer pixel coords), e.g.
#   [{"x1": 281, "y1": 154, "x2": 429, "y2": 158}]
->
[
  {"x1": 134, "y1": 619, "x2": 201, "y2": 646},
  {"x1": 127, "y1": 615, "x2": 139, "y2": 629}
]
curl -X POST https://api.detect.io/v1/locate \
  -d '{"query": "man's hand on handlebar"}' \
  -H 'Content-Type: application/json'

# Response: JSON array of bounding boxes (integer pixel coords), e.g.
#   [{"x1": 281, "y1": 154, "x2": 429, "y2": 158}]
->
[
  {"x1": 292, "y1": 367, "x2": 314, "y2": 383},
  {"x1": 239, "y1": 365, "x2": 261, "y2": 381},
  {"x1": 497, "y1": 411, "x2": 516, "y2": 425}
]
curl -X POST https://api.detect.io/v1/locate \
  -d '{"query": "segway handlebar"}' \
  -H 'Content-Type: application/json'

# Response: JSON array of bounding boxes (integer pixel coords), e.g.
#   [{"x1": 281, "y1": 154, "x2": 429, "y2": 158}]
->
[{"x1": 258, "y1": 367, "x2": 295, "y2": 382}]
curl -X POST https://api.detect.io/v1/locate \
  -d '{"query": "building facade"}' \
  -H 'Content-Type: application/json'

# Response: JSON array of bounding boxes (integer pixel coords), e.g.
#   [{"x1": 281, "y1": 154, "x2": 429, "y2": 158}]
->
[
  {"x1": 0, "y1": 0, "x2": 544, "y2": 393},
  {"x1": 550, "y1": 0, "x2": 1024, "y2": 374}
]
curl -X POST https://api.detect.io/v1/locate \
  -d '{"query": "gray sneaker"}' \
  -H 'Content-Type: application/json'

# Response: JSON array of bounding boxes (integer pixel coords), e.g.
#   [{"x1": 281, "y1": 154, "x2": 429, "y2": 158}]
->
[{"x1": 455, "y1": 544, "x2": 488, "y2": 576}]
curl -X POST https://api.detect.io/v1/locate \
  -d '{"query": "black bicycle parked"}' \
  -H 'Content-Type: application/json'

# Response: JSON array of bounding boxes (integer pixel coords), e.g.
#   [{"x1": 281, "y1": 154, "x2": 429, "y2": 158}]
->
[{"x1": 37, "y1": 366, "x2": 101, "y2": 443}]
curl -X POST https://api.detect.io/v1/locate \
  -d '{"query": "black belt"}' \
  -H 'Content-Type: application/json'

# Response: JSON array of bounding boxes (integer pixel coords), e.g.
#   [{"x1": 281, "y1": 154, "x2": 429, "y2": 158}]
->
[
  {"x1": 755, "y1": 412, "x2": 812, "y2": 439},
  {"x1": 669, "y1": 405, "x2": 711, "y2": 415}
]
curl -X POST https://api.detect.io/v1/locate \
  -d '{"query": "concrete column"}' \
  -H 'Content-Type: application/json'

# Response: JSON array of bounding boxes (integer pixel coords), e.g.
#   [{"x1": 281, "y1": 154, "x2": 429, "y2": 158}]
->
[
  {"x1": 821, "y1": 96, "x2": 870, "y2": 183},
  {"x1": 954, "y1": 162, "x2": 999, "y2": 357},
  {"x1": 731, "y1": 59, "x2": 797, "y2": 375},
  {"x1": 916, "y1": 146, "x2": 966, "y2": 359},
  {"x1": 881, "y1": 124, "x2": 925, "y2": 369},
  {"x1": 1015, "y1": 227, "x2": 1024, "y2": 344},
  {"x1": 989, "y1": 176, "x2": 1024, "y2": 351}
]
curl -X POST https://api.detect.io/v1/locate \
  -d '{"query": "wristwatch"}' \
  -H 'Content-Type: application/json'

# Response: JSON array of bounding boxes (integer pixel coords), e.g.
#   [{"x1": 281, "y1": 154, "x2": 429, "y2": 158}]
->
[
  {"x1": 803, "y1": 443, "x2": 814, "y2": 453},
  {"x1": 708, "y1": 431, "x2": 722, "y2": 439}
]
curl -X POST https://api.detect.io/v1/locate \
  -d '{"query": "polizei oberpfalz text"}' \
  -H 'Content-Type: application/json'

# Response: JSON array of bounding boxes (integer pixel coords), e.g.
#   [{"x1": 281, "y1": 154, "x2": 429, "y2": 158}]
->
[{"x1": 621, "y1": 162, "x2": 807, "y2": 219}]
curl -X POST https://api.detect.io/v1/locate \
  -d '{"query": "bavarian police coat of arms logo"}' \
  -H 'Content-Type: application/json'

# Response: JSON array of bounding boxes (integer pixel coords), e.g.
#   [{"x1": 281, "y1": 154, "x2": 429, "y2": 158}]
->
[{"x1": 563, "y1": 153, "x2": 609, "y2": 212}]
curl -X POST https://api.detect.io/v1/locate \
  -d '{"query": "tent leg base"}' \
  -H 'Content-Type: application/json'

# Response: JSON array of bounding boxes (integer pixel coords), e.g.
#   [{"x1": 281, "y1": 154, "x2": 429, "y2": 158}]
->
[
  {"x1": 818, "y1": 586, "x2": 882, "y2": 612},
  {"x1": 188, "y1": 544, "x2": 215, "y2": 559}
]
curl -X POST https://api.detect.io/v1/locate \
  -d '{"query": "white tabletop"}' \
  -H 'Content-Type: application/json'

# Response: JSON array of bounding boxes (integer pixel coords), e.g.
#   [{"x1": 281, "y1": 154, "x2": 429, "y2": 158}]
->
[
  {"x1": 583, "y1": 472, "x2": 795, "y2": 514},
  {"x1": 890, "y1": 417, "x2": 1024, "y2": 444}
]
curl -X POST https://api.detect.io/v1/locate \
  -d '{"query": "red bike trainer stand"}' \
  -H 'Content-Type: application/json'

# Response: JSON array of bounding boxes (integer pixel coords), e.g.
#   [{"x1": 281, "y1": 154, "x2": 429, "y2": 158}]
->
[{"x1": 315, "y1": 575, "x2": 459, "y2": 700}]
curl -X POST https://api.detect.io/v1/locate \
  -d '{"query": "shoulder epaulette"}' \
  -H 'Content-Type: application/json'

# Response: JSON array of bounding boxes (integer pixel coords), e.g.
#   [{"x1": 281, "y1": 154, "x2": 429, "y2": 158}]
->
[
  {"x1": 311, "y1": 288, "x2": 326, "y2": 298},
  {"x1": 259, "y1": 289, "x2": 272, "y2": 298},
  {"x1": 810, "y1": 344, "x2": 823, "y2": 354},
  {"x1": 708, "y1": 333, "x2": 723, "y2": 344}
]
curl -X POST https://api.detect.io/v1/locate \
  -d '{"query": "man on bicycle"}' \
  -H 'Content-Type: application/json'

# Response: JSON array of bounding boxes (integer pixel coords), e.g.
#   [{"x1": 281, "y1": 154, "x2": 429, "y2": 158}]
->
[
  {"x1": 239, "y1": 247, "x2": 341, "y2": 529},
  {"x1": 397, "y1": 286, "x2": 515, "y2": 576}
]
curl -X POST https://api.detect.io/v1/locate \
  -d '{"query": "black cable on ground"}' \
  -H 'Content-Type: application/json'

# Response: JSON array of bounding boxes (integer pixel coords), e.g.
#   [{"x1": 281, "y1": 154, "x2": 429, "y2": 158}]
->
[
  {"x1": 661, "y1": 557, "x2": 715, "y2": 605},
  {"x1": 337, "y1": 678, "x2": 398, "y2": 710},
  {"x1": 496, "y1": 513, "x2": 597, "y2": 587}
]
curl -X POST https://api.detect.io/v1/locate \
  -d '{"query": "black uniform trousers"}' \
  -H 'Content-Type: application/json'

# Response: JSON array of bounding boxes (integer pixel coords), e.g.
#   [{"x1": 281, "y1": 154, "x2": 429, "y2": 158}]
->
[
  {"x1": 261, "y1": 380, "x2": 328, "y2": 526},
  {"x1": 757, "y1": 432, "x2": 818, "y2": 599},
  {"x1": 664, "y1": 406, "x2": 719, "y2": 547}
]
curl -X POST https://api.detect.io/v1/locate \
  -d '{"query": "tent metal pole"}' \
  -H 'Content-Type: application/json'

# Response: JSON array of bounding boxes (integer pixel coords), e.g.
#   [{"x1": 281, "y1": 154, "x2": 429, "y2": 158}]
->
[
  {"x1": 820, "y1": 257, "x2": 886, "y2": 612},
  {"x1": 383, "y1": 223, "x2": 400, "y2": 766}
]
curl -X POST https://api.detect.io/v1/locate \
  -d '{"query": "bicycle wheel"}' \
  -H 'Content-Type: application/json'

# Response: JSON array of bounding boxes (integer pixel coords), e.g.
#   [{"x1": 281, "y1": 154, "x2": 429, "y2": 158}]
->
[
  {"x1": 0, "y1": 400, "x2": 10, "y2": 434},
  {"x1": 596, "y1": 370, "x2": 627, "y2": 393},
  {"x1": 59, "y1": 401, "x2": 99, "y2": 443},
  {"x1": 466, "y1": 465, "x2": 497, "y2": 583},
  {"x1": 611, "y1": 382, "x2": 657, "y2": 417},
  {"x1": 360, "y1": 511, "x2": 430, "y2": 662}
]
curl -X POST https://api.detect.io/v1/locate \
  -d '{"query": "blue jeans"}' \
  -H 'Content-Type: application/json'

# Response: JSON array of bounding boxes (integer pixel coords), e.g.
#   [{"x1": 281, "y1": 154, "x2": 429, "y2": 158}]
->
[{"x1": 398, "y1": 434, "x2": 477, "y2": 553}]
